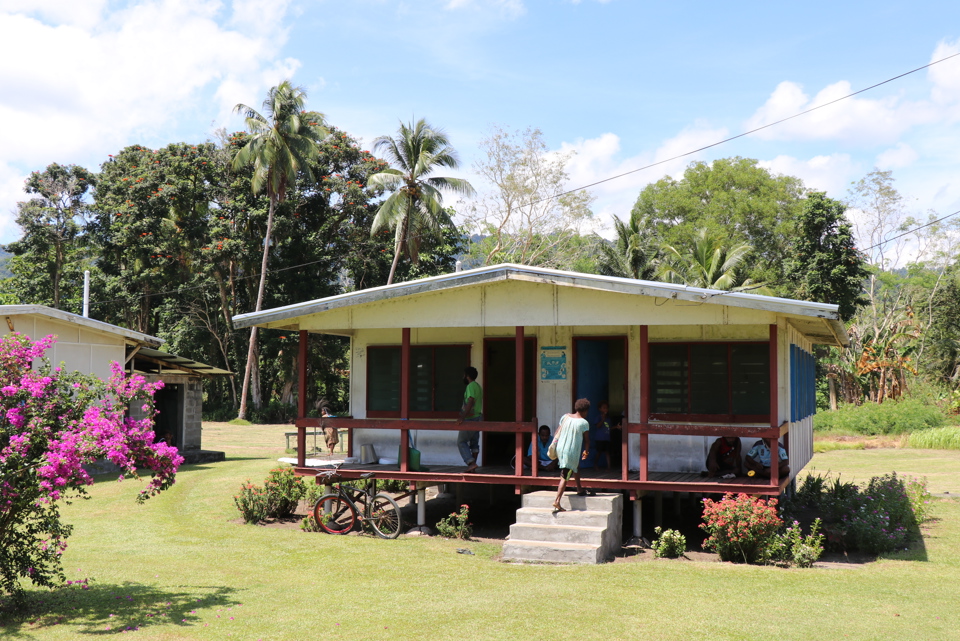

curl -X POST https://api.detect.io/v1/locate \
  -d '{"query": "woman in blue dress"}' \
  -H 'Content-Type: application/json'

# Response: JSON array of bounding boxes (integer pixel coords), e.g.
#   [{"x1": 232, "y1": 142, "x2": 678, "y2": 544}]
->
[{"x1": 552, "y1": 398, "x2": 591, "y2": 512}]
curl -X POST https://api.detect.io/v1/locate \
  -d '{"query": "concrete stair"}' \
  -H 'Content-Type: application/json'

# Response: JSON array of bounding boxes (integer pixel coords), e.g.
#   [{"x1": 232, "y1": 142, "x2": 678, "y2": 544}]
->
[{"x1": 502, "y1": 491, "x2": 622, "y2": 564}]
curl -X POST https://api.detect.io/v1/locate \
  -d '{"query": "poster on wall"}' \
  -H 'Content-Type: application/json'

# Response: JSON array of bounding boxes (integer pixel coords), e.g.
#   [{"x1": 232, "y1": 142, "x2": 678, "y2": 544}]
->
[{"x1": 540, "y1": 345, "x2": 568, "y2": 381}]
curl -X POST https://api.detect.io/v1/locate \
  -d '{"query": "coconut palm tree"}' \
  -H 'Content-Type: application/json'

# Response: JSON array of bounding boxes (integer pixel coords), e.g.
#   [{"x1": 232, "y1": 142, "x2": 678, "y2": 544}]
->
[
  {"x1": 369, "y1": 119, "x2": 475, "y2": 285},
  {"x1": 232, "y1": 80, "x2": 328, "y2": 419},
  {"x1": 655, "y1": 228, "x2": 771, "y2": 293},
  {"x1": 595, "y1": 214, "x2": 659, "y2": 280}
]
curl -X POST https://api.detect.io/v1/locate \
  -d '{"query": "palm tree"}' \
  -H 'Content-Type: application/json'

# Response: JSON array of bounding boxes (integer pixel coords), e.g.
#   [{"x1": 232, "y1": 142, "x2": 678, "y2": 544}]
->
[
  {"x1": 655, "y1": 228, "x2": 771, "y2": 293},
  {"x1": 369, "y1": 119, "x2": 475, "y2": 285},
  {"x1": 232, "y1": 80, "x2": 328, "y2": 419},
  {"x1": 595, "y1": 214, "x2": 659, "y2": 280}
]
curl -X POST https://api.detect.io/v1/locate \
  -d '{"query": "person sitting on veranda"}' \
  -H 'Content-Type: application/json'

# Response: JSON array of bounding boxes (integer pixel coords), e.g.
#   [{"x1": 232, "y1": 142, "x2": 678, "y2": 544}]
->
[
  {"x1": 704, "y1": 436, "x2": 742, "y2": 478},
  {"x1": 744, "y1": 439, "x2": 790, "y2": 479},
  {"x1": 523, "y1": 425, "x2": 558, "y2": 471}
]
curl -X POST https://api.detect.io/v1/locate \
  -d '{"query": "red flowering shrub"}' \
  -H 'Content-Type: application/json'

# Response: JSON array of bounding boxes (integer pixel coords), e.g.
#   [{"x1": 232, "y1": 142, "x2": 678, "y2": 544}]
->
[{"x1": 701, "y1": 493, "x2": 782, "y2": 563}]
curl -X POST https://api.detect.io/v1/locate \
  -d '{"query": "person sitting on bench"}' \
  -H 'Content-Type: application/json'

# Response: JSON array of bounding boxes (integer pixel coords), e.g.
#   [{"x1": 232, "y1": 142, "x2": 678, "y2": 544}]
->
[
  {"x1": 704, "y1": 436, "x2": 742, "y2": 478},
  {"x1": 523, "y1": 425, "x2": 558, "y2": 471},
  {"x1": 745, "y1": 439, "x2": 790, "y2": 479}
]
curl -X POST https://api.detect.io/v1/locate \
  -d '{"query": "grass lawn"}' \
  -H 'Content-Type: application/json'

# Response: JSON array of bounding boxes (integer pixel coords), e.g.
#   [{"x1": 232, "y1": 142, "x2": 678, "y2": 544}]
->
[{"x1": 3, "y1": 424, "x2": 960, "y2": 640}]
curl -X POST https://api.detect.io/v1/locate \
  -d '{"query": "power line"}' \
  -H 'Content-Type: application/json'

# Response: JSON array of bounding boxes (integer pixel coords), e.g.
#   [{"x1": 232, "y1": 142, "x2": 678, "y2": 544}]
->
[
  {"x1": 707, "y1": 207, "x2": 960, "y2": 299},
  {"x1": 527, "y1": 50, "x2": 960, "y2": 207},
  {"x1": 89, "y1": 51, "x2": 960, "y2": 310}
]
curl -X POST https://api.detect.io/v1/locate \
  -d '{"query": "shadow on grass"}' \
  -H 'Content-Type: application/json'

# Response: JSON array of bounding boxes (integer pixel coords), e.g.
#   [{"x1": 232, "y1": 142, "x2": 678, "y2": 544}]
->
[{"x1": 0, "y1": 579, "x2": 242, "y2": 636}]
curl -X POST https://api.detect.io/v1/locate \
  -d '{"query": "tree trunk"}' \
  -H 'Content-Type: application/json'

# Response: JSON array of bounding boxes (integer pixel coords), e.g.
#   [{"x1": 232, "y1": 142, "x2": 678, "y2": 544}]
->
[
  {"x1": 238, "y1": 194, "x2": 278, "y2": 420},
  {"x1": 385, "y1": 213, "x2": 408, "y2": 286},
  {"x1": 828, "y1": 374, "x2": 838, "y2": 411}
]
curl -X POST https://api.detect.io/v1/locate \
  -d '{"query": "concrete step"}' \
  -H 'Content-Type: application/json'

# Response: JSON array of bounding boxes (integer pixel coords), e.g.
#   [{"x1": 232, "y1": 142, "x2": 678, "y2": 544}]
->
[
  {"x1": 521, "y1": 490, "x2": 619, "y2": 512},
  {"x1": 502, "y1": 539, "x2": 604, "y2": 564},
  {"x1": 515, "y1": 507, "x2": 612, "y2": 528},
  {"x1": 509, "y1": 522, "x2": 605, "y2": 546}
]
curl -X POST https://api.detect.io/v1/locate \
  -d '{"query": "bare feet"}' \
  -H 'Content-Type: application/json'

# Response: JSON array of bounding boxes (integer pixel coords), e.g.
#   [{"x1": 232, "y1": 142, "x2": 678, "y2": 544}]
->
[{"x1": 465, "y1": 462, "x2": 478, "y2": 473}]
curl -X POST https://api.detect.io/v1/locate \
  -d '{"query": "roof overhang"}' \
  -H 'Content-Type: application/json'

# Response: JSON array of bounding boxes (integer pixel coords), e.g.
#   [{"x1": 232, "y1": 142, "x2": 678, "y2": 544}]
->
[
  {"x1": 232, "y1": 264, "x2": 849, "y2": 347},
  {"x1": 1, "y1": 305, "x2": 163, "y2": 347},
  {"x1": 127, "y1": 346, "x2": 232, "y2": 377}
]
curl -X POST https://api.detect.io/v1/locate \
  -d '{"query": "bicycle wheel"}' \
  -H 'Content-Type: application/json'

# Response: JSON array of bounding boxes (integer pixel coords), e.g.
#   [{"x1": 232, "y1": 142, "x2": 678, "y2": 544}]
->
[
  {"x1": 368, "y1": 493, "x2": 403, "y2": 539},
  {"x1": 313, "y1": 494, "x2": 356, "y2": 535}
]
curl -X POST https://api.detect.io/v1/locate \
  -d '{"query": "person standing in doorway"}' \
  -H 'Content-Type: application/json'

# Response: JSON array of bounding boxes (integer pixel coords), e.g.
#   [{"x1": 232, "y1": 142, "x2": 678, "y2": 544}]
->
[
  {"x1": 456, "y1": 366, "x2": 483, "y2": 473},
  {"x1": 552, "y1": 398, "x2": 592, "y2": 512}
]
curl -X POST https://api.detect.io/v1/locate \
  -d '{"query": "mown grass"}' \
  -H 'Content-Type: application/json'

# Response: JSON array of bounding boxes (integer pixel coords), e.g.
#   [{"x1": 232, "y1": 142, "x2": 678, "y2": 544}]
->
[{"x1": 3, "y1": 425, "x2": 960, "y2": 640}]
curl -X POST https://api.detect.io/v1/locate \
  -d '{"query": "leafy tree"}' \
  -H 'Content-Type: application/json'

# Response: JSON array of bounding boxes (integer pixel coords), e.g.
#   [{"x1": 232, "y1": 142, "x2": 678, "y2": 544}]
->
[
  {"x1": 783, "y1": 192, "x2": 869, "y2": 321},
  {"x1": 88, "y1": 143, "x2": 217, "y2": 334},
  {"x1": 3, "y1": 164, "x2": 95, "y2": 310},
  {"x1": 464, "y1": 126, "x2": 593, "y2": 269},
  {"x1": 630, "y1": 157, "x2": 806, "y2": 285},
  {"x1": 594, "y1": 214, "x2": 659, "y2": 280},
  {"x1": 231, "y1": 80, "x2": 328, "y2": 419},
  {"x1": 655, "y1": 228, "x2": 769, "y2": 292},
  {"x1": 369, "y1": 118, "x2": 474, "y2": 285},
  {"x1": 0, "y1": 333, "x2": 182, "y2": 602}
]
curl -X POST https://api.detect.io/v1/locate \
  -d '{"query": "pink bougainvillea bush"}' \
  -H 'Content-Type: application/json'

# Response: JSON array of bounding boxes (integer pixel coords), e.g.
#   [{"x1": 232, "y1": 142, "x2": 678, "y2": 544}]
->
[
  {"x1": 700, "y1": 493, "x2": 782, "y2": 564},
  {"x1": 0, "y1": 333, "x2": 183, "y2": 600}
]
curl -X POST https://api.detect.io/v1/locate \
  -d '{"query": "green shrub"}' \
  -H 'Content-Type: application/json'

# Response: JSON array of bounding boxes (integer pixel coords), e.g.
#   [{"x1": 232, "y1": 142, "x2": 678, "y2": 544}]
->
[
  {"x1": 701, "y1": 494, "x2": 782, "y2": 563},
  {"x1": 763, "y1": 519, "x2": 824, "y2": 568},
  {"x1": 264, "y1": 467, "x2": 305, "y2": 519},
  {"x1": 435, "y1": 505, "x2": 472, "y2": 539},
  {"x1": 234, "y1": 481, "x2": 269, "y2": 524},
  {"x1": 788, "y1": 472, "x2": 929, "y2": 555},
  {"x1": 814, "y1": 398, "x2": 946, "y2": 436},
  {"x1": 651, "y1": 527, "x2": 687, "y2": 558},
  {"x1": 249, "y1": 400, "x2": 297, "y2": 424},
  {"x1": 300, "y1": 516, "x2": 323, "y2": 532},
  {"x1": 908, "y1": 426, "x2": 960, "y2": 450}
]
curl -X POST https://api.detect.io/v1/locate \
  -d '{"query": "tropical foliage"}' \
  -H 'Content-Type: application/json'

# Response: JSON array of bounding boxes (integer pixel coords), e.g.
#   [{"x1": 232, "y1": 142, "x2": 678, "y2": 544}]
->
[{"x1": 370, "y1": 118, "x2": 474, "y2": 284}]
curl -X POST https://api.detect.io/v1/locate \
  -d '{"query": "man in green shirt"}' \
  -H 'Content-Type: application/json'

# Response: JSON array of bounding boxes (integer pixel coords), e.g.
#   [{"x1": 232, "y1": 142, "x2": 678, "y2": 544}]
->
[{"x1": 456, "y1": 366, "x2": 483, "y2": 473}]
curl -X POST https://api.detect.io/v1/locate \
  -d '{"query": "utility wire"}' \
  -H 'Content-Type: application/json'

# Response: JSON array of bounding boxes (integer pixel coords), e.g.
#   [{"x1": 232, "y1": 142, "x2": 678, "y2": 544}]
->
[
  {"x1": 88, "y1": 52, "x2": 960, "y2": 310},
  {"x1": 706, "y1": 207, "x2": 960, "y2": 298},
  {"x1": 525, "y1": 50, "x2": 960, "y2": 207}
]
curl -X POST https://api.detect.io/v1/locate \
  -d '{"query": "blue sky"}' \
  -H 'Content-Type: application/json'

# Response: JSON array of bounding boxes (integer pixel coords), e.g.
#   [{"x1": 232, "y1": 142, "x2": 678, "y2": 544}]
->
[{"x1": 2, "y1": 0, "x2": 960, "y2": 250}]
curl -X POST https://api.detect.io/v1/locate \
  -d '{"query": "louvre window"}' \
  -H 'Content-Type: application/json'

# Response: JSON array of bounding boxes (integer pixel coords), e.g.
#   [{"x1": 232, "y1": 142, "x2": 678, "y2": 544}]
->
[
  {"x1": 649, "y1": 342, "x2": 769, "y2": 421},
  {"x1": 367, "y1": 345, "x2": 471, "y2": 417}
]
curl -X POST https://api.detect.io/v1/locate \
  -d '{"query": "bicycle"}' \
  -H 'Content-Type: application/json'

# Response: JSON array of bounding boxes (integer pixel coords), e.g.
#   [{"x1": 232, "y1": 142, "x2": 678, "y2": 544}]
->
[{"x1": 312, "y1": 465, "x2": 404, "y2": 539}]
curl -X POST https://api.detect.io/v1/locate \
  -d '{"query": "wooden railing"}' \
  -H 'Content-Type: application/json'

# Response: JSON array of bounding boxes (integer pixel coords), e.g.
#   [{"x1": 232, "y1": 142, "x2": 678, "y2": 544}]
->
[
  {"x1": 624, "y1": 421, "x2": 790, "y2": 488},
  {"x1": 294, "y1": 417, "x2": 789, "y2": 488},
  {"x1": 294, "y1": 417, "x2": 540, "y2": 477}
]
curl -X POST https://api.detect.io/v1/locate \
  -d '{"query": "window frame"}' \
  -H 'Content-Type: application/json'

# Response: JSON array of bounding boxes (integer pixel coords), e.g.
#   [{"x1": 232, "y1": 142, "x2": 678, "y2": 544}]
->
[
  {"x1": 647, "y1": 341, "x2": 771, "y2": 423},
  {"x1": 366, "y1": 343, "x2": 472, "y2": 418}
]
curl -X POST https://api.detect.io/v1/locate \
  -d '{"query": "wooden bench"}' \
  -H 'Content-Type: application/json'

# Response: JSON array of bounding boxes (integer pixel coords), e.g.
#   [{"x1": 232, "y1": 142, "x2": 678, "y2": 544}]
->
[{"x1": 284, "y1": 429, "x2": 346, "y2": 453}]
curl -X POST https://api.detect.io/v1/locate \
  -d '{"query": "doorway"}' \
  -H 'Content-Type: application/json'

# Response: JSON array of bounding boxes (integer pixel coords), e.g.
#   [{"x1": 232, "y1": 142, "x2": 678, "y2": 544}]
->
[
  {"x1": 153, "y1": 383, "x2": 182, "y2": 447},
  {"x1": 482, "y1": 337, "x2": 537, "y2": 466},
  {"x1": 574, "y1": 337, "x2": 628, "y2": 468}
]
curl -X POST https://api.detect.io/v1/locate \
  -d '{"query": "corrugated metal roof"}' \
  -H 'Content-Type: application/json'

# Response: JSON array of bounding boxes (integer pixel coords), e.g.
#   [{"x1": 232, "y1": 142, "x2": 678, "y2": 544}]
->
[
  {"x1": 232, "y1": 263, "x2": 849, "y2": 346},
  {"x1": 128, "y1": 346, "x2": 232, "y2": 377}
]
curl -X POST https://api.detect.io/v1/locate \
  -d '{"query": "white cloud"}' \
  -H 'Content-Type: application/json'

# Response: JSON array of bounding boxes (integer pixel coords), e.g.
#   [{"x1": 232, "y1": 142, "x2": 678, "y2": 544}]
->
[
  {"x1": 556, "y1": 124, "x2": 730, "y2": 237},
  {"x1": 928, "y1": 39, "x2": 960, "y2": 108},
  {"x1": 876, "y1": 143, "x2": 919, "y2": 170},
  {"x1": 0, "y1": 0, "x2": 299, "y2": 242},
  {"x1": 444, "y1": 0, "x2": 525, "y2": 18},
  {"x1": 744, "y1": 80, "x2": 925, "y2": 145},
  {"x1": 758, "y1": 153, "x2": 858, "y2": 196}
]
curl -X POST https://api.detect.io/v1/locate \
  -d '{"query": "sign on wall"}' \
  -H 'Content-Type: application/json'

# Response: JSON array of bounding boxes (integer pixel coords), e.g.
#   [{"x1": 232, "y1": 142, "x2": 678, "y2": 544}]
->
[{"x1": 540, "y1": 345, "x2": 568, "y2": 381}]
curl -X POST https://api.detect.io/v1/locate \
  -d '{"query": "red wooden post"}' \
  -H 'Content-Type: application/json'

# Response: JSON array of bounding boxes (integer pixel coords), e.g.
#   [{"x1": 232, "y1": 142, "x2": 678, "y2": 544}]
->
[
  {"x1": 515, "y1": 326, "x2": 524, "y2": 476},
  {"x1": 769, "y1": 323, "x2": 779, "y2": 488},
  {"x1": 401, "y1": 328, "x2": 410, "y2": 420},
  {"x1": 531, "y1": 417, "x2": 539, "y2": 478},
  {"x1": 639, "y1": 325, "x2": 650, "y2": 482},
  {"x1": 297, "y1": 330, "x2": 308, "y2": 467},
  {"x1": 400, "y1": 328, "x2": 410, "y2": 472}
]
